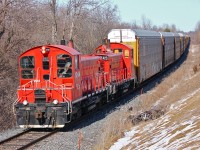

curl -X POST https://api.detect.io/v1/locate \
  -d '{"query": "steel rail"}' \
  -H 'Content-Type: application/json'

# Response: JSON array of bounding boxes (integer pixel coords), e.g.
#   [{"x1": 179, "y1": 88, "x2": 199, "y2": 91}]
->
[
  {"x1": 0, "y1": 129, "x2": 31, "y2": 145},
  {"x1": 0, "y1": 129, "x2": 59, "y2": 150},
  {"x1": 17, "y1": 129, "x2": 58, "y2": 150}
]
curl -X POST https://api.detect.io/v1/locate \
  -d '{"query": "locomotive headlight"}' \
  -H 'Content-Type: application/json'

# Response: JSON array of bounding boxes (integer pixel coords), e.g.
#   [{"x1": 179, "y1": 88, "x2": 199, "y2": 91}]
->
[
  {"x1": 102, "y1": 56, "x2": 108, "y2": 60},
  {"x1": 53, "y1": 99, "x2": 58, "y2": 105},
  {"x1": 41, "y1": 46, "x2": 46, "y2": 54},
  {"x1": 41, "y1": 46, "x2": 50, "y2": 54},
  {"x1": 23, "y1": 100, "x2": 28, "y2": 106}
]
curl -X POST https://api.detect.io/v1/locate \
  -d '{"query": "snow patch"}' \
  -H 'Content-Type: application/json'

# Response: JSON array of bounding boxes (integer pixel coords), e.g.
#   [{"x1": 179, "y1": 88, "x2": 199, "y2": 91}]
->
[
  {"x1": 190, "y1": 45, "x2": 199, "y2": 53},
  {"x1": 109, "y1": 129, "x2": 138, "y2": 150},
  {"x1": 110, "y1": 115, "x2": 200, "y2": 150}
]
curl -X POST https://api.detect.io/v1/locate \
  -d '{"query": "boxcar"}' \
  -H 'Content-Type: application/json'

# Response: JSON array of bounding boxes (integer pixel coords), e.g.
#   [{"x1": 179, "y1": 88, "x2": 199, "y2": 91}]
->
[
  {"x1": 160, "y1": 32, "x2": 175, "y2": 68},
  {"x1": 178, "y1": 33, "x2": 184, "y2": 55},
  {"x1": 173, "y1": 33, "x2": 181, "y2": 60}
]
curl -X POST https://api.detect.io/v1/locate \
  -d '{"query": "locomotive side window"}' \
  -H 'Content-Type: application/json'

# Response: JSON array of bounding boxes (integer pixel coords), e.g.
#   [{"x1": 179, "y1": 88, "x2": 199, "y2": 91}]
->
[
  {"x1": 21, "y1": 70, "x2": 35, "y2": 79},
  {"x1": 20, "y1": 56, "x2": 35, "y2": 69},
  {"x1": 57, "y1": 54, "x2": 72, "y2": 78},
  {"x1": 114, "y1": 49, "x2": 122, "y2": 53},
  {"x1": 20, "y1": 56, "x2": 35, "y2": 79},
  {"x1": 125, "y1": 50, "x2": 129, "y2": 58}
]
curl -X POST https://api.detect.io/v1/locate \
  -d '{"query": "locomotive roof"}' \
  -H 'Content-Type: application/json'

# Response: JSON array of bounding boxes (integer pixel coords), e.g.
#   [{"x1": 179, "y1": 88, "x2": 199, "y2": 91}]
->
[
  {"x1": 95, "y1": 42, "x2": 132, "y2": 50},
  {"x1": 52, "y1": 45, "x2": 81, "y2": 55},
  {"x1": 20, "y1": 45, "x2": 81, "y2": 56}
]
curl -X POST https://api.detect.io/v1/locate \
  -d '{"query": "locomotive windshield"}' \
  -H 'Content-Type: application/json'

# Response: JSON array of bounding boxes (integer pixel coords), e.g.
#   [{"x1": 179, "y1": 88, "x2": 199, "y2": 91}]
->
[
  {"x1": 20, "y1": 56, "x2": 35, "y2": 79},
  {"x1": 57, "y1": 54, "x2": 72, "y2": 78}
]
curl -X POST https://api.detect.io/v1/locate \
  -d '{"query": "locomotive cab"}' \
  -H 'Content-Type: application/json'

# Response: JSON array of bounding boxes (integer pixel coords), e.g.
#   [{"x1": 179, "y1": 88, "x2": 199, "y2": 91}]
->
[
  {"x1": 95, "y1": 42, "x2": 135, "y2": 80},
  {"x1": 15, "y1": 45, "x2": 81, "y2": 128},
  {"x1": 95, "y1": 42, "x2": 136, "y2": 96}
]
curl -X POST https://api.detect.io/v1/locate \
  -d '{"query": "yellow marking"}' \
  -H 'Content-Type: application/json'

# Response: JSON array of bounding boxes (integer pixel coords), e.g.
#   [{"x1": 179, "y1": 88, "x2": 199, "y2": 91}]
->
[
  {"x1": 125, "y1": 50, "x2": 129, "y2": 57},
  {"x1": 114, "y1": 49, "x2": 119, "y2": 53}
]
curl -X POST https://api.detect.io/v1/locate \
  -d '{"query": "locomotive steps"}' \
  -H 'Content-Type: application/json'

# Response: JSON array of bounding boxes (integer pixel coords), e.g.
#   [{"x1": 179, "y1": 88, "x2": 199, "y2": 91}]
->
[{"x1": 94, "y1": 45, "x2": 200, "y2": 149}]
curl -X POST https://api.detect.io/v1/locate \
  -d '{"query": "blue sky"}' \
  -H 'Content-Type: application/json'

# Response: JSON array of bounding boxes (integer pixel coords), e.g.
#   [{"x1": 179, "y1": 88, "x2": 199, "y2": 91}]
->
[{"x1": 112, "y1": 0, "x2": 200, "y2": 32}]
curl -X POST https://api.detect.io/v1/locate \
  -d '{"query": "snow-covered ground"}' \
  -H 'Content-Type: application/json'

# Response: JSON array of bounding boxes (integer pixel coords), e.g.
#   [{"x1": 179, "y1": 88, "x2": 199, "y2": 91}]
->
[{"x1": 110, "y1": 88, "x2": 200, "y2": 150}]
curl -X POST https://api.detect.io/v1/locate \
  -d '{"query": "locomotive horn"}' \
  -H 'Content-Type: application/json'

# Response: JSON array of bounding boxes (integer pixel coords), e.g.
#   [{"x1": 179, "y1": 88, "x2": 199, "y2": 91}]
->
[{"x1": 60, "y1": 39, "x2": 66, "y2": 45}]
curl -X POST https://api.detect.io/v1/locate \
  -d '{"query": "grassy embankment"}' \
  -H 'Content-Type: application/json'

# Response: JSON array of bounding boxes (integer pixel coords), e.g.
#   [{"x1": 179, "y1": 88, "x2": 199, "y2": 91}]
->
[{"x1": 94, "y1": 45, "x2": 200, "y2": 149}]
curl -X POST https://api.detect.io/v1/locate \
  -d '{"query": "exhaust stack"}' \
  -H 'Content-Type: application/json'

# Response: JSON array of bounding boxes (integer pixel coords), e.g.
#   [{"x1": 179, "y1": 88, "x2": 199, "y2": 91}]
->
[{"x1": 68, "y1": 39, "x2": 74, "y2": 48}]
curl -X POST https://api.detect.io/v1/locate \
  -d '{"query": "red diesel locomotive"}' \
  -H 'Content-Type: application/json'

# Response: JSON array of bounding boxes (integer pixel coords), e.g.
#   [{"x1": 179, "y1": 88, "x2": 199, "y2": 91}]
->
[
  {"x1": 14, "y1": 29, "x2": 190, "y2": 128},
  {"x1": 14, "y1": 39, "x2": 134, "y2": 128}
]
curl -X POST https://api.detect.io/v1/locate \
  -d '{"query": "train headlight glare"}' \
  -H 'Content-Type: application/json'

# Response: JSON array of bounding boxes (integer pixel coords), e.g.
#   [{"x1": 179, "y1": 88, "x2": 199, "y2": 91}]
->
[
  {"x1": 102, "y1": 56, "x2": 108, "y2": 60},
  {"x1": 41, "y1": 46, "x2": 46, "y2": 54},
  {"x1": 41, "y1": 46, "x2": 50, "y2": 54},
  {"x1": 53, "y1": 99, "x2": 58, "y2": 105},
  {"x1": 23, "y1": 100, "x2": 28, "y2": 106}
]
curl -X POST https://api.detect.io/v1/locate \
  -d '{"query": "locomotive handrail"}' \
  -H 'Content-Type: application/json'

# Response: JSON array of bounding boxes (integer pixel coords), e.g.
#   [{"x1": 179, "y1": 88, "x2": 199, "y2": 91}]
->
[
  {"x1": 19, "y1": 80, "x2": 34, "y2": 91},
  {"x1": 35, "y1": 67, "x2": 41, "y2": 88},
  {"x1": 110, "y1": 68, "x2": 128, "y2": 84},
  {"x1": 63, "y1": 96, "x2": 72, "y2": 115},
  {"x1": 45, "y1": 80, "x2": 71, "y2": 113},
  {"x1": 13, "y1": 97, "x2": 21, "y2": 115}
]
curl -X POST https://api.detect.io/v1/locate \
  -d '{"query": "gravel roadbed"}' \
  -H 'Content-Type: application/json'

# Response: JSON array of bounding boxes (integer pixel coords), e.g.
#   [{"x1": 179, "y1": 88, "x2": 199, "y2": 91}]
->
[
  {"x1": 0, "y1": 126, "x2": 25, "y2": 142},
  {"x1": 31, "y1": 99, "x2": 135, "y2": 150}
]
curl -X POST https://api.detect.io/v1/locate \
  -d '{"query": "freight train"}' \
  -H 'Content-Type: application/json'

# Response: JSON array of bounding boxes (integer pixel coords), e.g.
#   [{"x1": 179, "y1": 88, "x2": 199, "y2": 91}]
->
[{"x1": 13, "y1": 29, "x2": 190, "y2": 128}]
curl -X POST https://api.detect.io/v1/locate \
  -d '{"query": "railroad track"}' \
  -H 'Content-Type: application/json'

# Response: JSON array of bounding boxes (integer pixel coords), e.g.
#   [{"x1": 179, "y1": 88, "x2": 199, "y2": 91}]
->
[{"x1": 0, "y1": 129, "x2": 58, "y2": 150}]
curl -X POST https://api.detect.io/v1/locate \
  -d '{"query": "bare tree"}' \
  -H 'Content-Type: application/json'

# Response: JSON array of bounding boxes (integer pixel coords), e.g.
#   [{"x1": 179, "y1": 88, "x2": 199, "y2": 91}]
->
[
  {"x1": 49, "y1": 0, "x2": 58, "y2": 43},
  {"x1": 141, "y1": 15, "x2": 152, "y2": 30},
  {"x1": 0, "y1": 0, "x2": 8, "y2": 39},
  {"x1": 60, "y1": 0, "x2": 108, "y2": 40},
  {"x1": 131, "y1": 20, "x2": 140, "y2": 29},
  {"x1": 0, "y1": 0, "x2": 41, "y2": 131},
  {"x1": 171, "y1": 24, "x2": 177, "y2": 32}
]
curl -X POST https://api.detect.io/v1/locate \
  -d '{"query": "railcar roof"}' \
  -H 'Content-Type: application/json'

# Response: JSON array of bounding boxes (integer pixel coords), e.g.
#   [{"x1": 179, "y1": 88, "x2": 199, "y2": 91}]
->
[
  {"x1": 178, "y1": 33, "x2": 184, "y2": 36},
  {"x1": 108, "y1": 29, "x2": 161, "y2": 42},
  {"x1": 173, "y1": 32, "x2": 180, "y2": 37},
  {"x1": 132, "y1": 29, "x2": 161, "y2": 37},
  {"x1": 159, "y1": 32, "x2": 174, "y2": 37}
]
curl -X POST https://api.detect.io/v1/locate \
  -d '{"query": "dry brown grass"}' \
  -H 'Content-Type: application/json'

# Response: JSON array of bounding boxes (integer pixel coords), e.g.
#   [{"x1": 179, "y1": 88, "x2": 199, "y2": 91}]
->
[
  {"x1": 93, "y1": 45, "x2": 200, "y2": 149},
  {"x1": 193, "y1": 65, "x2": 198, "y2": 73},
  {"x1": 93, "y1": 110, "x2": 132, "y2": 150}
]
